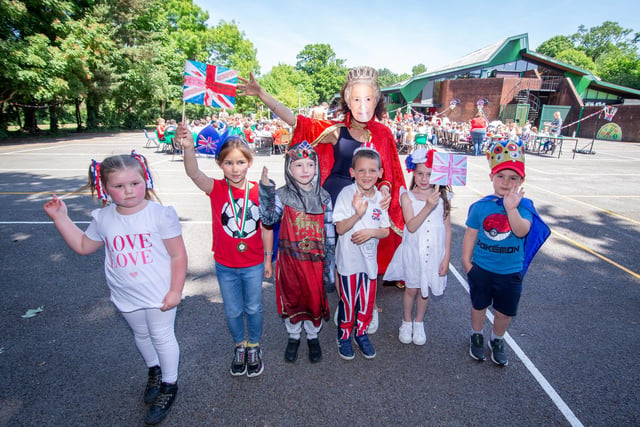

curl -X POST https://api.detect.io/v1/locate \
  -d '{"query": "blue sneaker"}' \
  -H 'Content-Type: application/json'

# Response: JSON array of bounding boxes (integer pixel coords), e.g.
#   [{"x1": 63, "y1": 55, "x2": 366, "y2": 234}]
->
[
  {"x1": 337, "y1": 338, "x2": 355, "y2": 360},
  {"x1": 354, "y1": 334, "x2": 376, "y2": 359}
]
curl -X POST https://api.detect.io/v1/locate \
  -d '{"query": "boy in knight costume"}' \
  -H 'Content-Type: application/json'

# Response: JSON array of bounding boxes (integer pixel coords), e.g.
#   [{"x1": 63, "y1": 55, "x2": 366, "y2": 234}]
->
[{"x1": 259, "y1": 141, "x2": 335, "y2": 364}]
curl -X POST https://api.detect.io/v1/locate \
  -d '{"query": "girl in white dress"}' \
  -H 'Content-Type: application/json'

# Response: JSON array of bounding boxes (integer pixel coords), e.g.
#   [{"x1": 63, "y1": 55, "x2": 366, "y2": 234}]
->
[{"x1": 383, "y1": 149, "x2": 452, "y2": 345}]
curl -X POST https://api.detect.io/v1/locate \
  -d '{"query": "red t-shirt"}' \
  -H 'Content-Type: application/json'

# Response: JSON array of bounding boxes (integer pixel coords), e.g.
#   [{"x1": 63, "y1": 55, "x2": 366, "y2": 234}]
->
[
  {"x1": 208, "y1": 179, "x2": 263, "y2": 268},
  {"x1": 470, "y1": 117, "x2": 487, "y2": 131},
  {"x1": 243, "y1": 128, "x2": 254, "y2": 143}
]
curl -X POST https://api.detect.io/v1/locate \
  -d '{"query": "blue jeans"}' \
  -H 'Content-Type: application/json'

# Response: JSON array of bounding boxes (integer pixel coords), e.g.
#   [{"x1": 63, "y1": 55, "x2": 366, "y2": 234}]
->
[
  {"x1": 215, "y1": 262, "x2": 264, "y2": 344},
  {"x1": 471, "y1": 130, "x2": 486, "y2": 156}
]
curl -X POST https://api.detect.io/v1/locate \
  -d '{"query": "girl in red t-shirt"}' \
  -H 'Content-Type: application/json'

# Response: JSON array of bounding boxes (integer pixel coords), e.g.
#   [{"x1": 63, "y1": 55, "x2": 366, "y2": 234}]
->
[{"x1": 176, "y1": 123, "x2": 273, "y2": 378}]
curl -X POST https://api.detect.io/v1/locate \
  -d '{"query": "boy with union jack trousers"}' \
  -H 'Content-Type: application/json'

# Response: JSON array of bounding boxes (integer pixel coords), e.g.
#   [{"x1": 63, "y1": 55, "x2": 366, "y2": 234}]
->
[{"x1": 333, "y1": 143, "x2": 390, "y2": 360}]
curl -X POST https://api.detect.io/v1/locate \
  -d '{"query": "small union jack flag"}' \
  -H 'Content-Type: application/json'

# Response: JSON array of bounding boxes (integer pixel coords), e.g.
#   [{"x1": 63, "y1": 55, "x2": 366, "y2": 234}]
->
[
  {"x1": 371, "y1": 208, "x2": 382, "y2": 220},
  {"x1": 430, "y1": 153, "x2": 467, "y2": 186},
  {"x1": 183, "y1": 60, "x2": 238, "y2": 109}
]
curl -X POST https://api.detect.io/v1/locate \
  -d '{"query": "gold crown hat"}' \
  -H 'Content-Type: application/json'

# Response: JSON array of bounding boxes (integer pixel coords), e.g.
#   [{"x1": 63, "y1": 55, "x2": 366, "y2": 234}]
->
[
  {"x1": 347, "y1": 66, "x2": 378, "y2": 83},
  {"x1": 487, "y1": 140, "x2": 526, "y2": 177}
]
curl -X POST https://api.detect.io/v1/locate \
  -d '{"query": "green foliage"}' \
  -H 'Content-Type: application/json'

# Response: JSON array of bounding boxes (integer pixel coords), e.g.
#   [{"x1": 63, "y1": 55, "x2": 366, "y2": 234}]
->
[
  {"x1": 412, "y1": 64, "x2": 427, "y2": 76},
  {"x1": 295, "y1": 44, "x2": 347, "y2": 103},
  {"x1": 572, "y1": 21, "x2": 638, "y2": 61},
  {"x1": 536, "y1": 36, "x2": 574, "y2": 58},
  {"x1": 555, "y1": 49, "x2": 596, "y2": 71},
  {"x1": 377, "y1": 68, "x2": 411, "y2": 89},
  {"x1": 536, "y1": 21, "x2": 639, "y2": 90},
  {"x1": 259, "y1": 64, "x2": 317, "y2": 115}
]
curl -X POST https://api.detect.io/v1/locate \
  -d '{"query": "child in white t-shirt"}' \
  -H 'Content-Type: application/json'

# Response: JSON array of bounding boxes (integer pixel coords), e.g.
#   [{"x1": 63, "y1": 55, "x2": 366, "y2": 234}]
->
[
  {"x1": 43, "y1": 151, "x2": 187, "y2": 425},
  {"x1": 333, "y1": 144, "x2": 390, "y2": 361}
]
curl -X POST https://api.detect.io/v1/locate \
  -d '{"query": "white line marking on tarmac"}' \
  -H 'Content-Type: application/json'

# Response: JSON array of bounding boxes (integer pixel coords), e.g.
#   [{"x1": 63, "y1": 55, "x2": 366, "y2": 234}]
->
[{"x1": 449, "y1": 264, "x2": 584, "y2": 427}]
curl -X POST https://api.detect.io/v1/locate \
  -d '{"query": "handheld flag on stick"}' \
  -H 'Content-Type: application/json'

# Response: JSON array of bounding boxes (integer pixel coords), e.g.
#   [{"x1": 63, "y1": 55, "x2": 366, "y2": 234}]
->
[
  {"x1": 183, "y1": 60, "x2": 238, "y2": 109},
  {"x1": 429, "y1": 153, "x2": 467, "y2": 187}
]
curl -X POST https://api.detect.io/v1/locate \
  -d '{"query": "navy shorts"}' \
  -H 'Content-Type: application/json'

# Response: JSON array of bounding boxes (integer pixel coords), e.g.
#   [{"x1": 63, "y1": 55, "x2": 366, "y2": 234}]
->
[{"x1": 467, "y1": 264, "x2": 523, "y2": 317}]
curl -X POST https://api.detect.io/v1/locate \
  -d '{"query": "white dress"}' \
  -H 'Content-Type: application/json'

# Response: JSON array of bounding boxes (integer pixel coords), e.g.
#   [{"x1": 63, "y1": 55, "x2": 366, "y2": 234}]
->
[{"x1": 383, "y1": 188, "x2": 451, "y2": 298}]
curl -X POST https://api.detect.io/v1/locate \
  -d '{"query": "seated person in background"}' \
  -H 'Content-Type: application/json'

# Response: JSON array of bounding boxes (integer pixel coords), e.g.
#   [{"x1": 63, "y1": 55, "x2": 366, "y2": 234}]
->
[
  {"x1": 156, "y1": 118, "x2": 166, "y2": 141},
  {"x1": 165, "y1": 119, "x2": 177, "y2": 133}
]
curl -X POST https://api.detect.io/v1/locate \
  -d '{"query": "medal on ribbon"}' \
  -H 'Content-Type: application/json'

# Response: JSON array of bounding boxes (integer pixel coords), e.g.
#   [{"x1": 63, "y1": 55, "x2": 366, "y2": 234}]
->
[{"x1": 226, "y1": 178, "x2": 250, "y2": 252}]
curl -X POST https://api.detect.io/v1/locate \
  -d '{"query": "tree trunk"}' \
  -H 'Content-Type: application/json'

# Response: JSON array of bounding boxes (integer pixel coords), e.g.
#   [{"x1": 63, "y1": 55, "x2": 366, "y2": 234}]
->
[
  {"x1": 75, "y1": 98, "x2": 83, "y2": 131},
  {"x1": 23, "y1": 108, "x2": 38, "y2": 134},
  {"x1": 49, "y1": 103, "x2": 59, "y2": 133},
  {"x1": 86, "y1": 95, "x2": 99, "y2": 129}
]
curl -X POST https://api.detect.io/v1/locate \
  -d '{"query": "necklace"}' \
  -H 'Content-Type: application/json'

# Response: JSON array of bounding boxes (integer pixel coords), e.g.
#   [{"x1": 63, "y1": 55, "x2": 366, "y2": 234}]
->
[{"x1": 226, "y1": 178, "x2": 250, "y2": 252}]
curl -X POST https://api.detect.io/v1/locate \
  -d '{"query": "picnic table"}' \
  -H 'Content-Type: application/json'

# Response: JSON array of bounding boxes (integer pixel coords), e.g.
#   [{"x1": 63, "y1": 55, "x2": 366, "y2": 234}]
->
[{"x1": 526, "y1": 134, "x2": 577, "y2": 158}]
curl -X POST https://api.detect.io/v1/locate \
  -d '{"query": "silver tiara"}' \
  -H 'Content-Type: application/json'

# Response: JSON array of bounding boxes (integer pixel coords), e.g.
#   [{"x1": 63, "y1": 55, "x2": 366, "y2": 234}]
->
[{"x1": 347, "y1": 66, "x2": 378, "y2": 82}]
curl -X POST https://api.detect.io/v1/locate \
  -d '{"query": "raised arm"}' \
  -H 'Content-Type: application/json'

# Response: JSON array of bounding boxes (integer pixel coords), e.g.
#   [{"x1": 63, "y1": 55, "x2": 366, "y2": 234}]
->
[
  {"x1": 177, "y1": 123, "x2": 214, "y2": 194},
  {"x1": 237, "y1": 73, "x2": 296, "y2": 127},
  {"x1": 44, "y1": 195, "x2": 103, "y2": 255}
]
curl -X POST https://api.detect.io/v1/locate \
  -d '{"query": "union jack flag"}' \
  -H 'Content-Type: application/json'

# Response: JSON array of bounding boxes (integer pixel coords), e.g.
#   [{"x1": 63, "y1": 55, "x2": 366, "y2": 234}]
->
[
  {"x1": 371, "y1": 208, "x2": 382, "y2": 220},
  {"x1": 182, "y1": 60, "x2": 238, "y2": 109},
  {"x1": 430, "y1": 153, "x2": 467, "y2": 186}
]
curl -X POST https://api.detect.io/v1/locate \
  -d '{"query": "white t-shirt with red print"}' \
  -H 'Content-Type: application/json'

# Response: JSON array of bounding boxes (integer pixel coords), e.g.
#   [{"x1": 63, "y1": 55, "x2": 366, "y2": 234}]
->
[{"x1": 85, "y1": 202, "x2": 182, "y2": 312}]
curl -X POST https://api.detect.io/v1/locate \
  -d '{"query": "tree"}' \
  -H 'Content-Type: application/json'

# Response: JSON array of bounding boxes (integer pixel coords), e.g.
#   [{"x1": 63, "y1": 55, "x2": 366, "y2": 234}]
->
[
  {"x1": 555, "y1": 49, "x2": 596, "y2": 71},
  {"x1": 258, "y1": 64, "x2": 316, "y2": 116},
  {"x1": 376, "y1": 68, "x2": 410, "y2": 89},
  {"x1": 536, "y1": 35, "x2": 574, "y2": 58},
  {"x1": 207, "y1": 20, "x2": 259, "y2": 113},
  {"x1": 295, "y1": 44, "x2": 347, "y2": 102},
  {"x1": 412, "y1": 64, "x2": 427, "y2": 76},
  {"x1": 597, "y1": 50, "x2": 640, "y2": 89},
  {"x1": 536, "y1": 21, "x2": 640, "y2": 90},
  {"x1": 572, "y1": 21, "x2": 639, "y2": 62}
]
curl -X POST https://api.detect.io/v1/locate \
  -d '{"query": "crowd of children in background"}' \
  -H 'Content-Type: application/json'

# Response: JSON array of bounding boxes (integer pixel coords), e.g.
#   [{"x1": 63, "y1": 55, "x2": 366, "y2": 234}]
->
[{"x1": 156, "y1": 106, "x2": 550, "y2": 160}]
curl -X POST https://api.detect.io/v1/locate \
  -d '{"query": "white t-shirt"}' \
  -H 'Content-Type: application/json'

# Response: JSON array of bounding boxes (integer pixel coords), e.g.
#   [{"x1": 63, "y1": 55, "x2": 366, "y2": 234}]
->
[
  {"x1": 84, "y1": 202, "x2": 182, "y2": 312},
  {"x1": 333, "y1": 183, "x2": 390, "y2": 278}
]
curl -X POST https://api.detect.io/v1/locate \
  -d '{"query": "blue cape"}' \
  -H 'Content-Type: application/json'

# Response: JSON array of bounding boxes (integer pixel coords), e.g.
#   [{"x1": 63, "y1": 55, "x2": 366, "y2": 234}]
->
[{"x1": 475, "y1": 195, "x2": 550, "y2": 276}]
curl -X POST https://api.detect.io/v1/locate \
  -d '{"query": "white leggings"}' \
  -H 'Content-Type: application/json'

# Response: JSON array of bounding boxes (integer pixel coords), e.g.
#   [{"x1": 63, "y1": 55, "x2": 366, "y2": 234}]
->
[
  {"x1": 285, "y1": 318, "x2": 322, "y2": 340},
  {"x1": 121, "y1": 307, "x2": 179, "y2": 383}
]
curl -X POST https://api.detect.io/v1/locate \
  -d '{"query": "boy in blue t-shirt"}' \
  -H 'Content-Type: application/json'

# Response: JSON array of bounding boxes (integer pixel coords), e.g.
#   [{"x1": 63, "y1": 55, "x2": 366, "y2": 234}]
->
[{"x1": 462, "y1": 140, "x2": 548, "y2": 366}]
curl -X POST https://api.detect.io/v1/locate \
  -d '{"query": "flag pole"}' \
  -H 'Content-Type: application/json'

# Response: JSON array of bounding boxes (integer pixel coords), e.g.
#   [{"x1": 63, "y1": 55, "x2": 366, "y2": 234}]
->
[{"x1": 181, "y1": 101, "x2": 186, "y2": 124}]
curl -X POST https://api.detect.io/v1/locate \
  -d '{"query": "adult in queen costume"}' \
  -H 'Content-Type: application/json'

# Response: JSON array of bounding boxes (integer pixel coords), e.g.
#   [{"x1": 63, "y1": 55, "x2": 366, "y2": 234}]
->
[{"x1": 238, "y1": 66, "x2": 405, "y2": 277}]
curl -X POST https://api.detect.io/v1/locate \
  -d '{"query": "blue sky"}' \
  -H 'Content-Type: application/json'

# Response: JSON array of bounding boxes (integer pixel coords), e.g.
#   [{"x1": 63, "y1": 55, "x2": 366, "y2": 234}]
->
[{"x1": 194, "y1": 0, "x2": 638, "y2": 76}]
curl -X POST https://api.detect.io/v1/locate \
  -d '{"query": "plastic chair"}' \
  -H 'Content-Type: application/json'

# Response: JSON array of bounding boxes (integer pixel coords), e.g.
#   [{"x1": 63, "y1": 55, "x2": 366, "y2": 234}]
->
[
  {"x1": 155, "y1": 130, "x2": 172, "y2": 153},
  {"x1": 144, "y1": 129, "x2": 158, "y2": 148},
  {"x1": 414, "y1": 133, "x2": 428, "y2": 147}
]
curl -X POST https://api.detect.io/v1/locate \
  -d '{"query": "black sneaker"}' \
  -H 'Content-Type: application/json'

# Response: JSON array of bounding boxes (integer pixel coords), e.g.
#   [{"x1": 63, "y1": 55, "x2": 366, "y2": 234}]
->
[
  {"x1": 246, "y1": 346, "x2": 264, "y2": 377},
  {"x1": 230, "y1": 345, "x2": 247, "y2": 376},
  {"x1": 144, "y1": 382, "x2": 178, "y2": 425},
  {"x1": 284, "y1": 338, "x2": 300, "y2": 363},
  {"x1": 469, "y1": 333, "x2": 486, "y2": 361},
  {"x1": 143, "y1": 366, "x2": 162, "y2": 404},
  {"x1": 308, "y1": 338, "x2": 322, "y2": 363},
  {"x1": 489, "y1": 338, "x2": 508, "y2": 366}
]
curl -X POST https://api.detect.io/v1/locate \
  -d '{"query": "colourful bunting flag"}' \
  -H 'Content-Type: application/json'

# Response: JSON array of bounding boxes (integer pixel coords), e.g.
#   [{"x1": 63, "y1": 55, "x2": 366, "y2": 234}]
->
[{"x1": 183, "y1": 60, "x2": 238, "y2": 109}]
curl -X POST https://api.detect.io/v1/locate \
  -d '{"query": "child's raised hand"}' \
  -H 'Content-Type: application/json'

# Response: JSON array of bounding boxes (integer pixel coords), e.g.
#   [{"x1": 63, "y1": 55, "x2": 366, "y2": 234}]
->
[
  {"x1": 237, "y1": 73, "x2": 261, "y2": 97},
  {"x1": 352, "y1": 191, "x2": 368, "y2": 218},
  {"x1": 43, "y1": 195, "x2": 67, "y2": 221},
  {"x1": 261, "y1": 166, "x2": 270, "y2": 185},
  {"x1": 426, "y1": 187, "x2": 441, "y2": 209},
  {"x1": 177, "y1": 123, "x2": 195, "y2": 150},
  {"x1": 503, "y1": 185, "x2": 524, "y2": 211}
]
